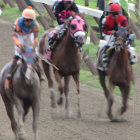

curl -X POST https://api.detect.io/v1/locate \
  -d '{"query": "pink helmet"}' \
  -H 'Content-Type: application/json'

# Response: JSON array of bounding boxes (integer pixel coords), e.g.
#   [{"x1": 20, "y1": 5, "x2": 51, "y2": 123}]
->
[
  {"x1": 63, "y1": 0, "x2": 74, "y2": 3},
  {"x1": 22, "y1": 6, "x2": 36, "y2": 19}
]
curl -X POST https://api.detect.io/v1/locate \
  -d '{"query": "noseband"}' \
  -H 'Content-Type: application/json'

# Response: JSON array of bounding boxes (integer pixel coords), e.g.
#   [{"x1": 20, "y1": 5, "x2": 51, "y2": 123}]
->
[{"x1": 114, "y1": 28, "x2": 129, "y2": 51}]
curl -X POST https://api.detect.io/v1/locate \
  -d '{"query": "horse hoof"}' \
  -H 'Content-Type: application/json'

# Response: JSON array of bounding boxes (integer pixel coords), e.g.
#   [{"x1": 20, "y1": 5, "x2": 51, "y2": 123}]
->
[
  {"x1": 51, "y1": 102, "x2": 56, "y2": 108},
  {"x1": 77, "y1": 111, "x2": 82, "y2": 118},
  {"x1": 18, "y1": 128, "x2": 27, "y2": 140},
  {"x1": 57, "y1": 97, "x2": 63, "y2": 105}
]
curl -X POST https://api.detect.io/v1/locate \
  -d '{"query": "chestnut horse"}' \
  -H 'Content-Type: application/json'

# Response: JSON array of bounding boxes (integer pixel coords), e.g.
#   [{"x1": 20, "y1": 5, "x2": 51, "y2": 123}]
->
[
  {"x1": 98, "y1": 27, "x2": 133, "y2": 121},
  {"x1": 0, "y1": 48, "x2": 40, "y2": 140},
  {"x1": 39, "y1": 15, "x2": 87, "y2": 117}
]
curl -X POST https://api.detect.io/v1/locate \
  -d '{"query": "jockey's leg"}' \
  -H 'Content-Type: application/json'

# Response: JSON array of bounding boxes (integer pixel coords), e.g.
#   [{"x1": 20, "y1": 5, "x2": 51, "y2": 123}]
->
[
  {"x1": 46, "y1": 24, "x2": 65, "y2": 61},
  {"x1": 7, "y1": 56, "x2": 20, "y2": 80},
  {"x1": 48, "y1": 24, "x2": 65, "y2": 51}
]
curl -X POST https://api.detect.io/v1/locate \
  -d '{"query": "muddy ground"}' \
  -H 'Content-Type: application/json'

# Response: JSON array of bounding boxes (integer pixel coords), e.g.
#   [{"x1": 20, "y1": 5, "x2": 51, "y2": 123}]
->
[{"x1": 0, "y1": 19, "x2": 140, "y2": 140}]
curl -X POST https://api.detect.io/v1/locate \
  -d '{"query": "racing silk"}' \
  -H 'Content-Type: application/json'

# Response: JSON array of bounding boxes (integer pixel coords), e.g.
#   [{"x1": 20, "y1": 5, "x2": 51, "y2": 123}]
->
[
  {"x1": 13, "y1": 17, "x2": 39, "y2": 46},
  {"x1": 102, "y1": 14, "x2": 128, "y2": 35},
  {"x1": 55, "y1": 2, "x2": 79, "y2": 25}
]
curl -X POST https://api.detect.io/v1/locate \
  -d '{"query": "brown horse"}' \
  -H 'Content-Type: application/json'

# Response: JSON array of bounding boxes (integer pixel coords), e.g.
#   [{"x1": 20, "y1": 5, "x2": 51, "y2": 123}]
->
[
  {"x1": 98, "y1": 27, "x2": 133, "y2": 121},
  {"x1": 38, "y1": 15, "x2": 87, "y2": 117},
  {"x1": 0, "y1": 48, "x2": 40, "y2": 140}
]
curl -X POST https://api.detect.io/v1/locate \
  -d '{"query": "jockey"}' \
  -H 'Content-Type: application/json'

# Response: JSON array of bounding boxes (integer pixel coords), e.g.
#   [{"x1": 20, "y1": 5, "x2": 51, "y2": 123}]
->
[
  {"x1": 101, "y1": 3, "x2": 135, "y2": 65},
  {"x1": 47, "y1": 0, "x2": 79, "y2": 57},
  {"x1": 7, "y1": 6, "x2": 44, "y2": 81}
]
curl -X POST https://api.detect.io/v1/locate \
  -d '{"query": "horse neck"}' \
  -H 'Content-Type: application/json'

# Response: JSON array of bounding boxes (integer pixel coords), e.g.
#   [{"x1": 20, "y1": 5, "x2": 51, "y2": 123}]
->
[
  {"x1": 114, "y1": 46, "x2": 129, "y2": 68},
  {"x1": 20, "y1": 63, "x2": 33, "y2": 80},
  {"x1": 63, "y1": 30, "x2": 78, "y2": 54}
]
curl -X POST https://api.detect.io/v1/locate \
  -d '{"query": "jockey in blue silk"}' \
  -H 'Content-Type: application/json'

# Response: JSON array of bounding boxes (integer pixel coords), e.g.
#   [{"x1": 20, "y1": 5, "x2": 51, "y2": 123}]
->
[
  {"x1": 7, "y1": 6, "x2": 44, "y2": 81},
  {"x1": 48, "y1": 0, "x2": 79, "y2": 51}
]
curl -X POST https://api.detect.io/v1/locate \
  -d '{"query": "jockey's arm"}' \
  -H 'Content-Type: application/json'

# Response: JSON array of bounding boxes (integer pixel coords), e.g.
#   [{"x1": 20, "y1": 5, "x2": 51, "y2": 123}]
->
[
  {"x1": 102, "y1": 24, "x2": 113, "y2": 35},
  {"x1": 55, "y1": 3, "x2": 65, "y2": 25},
  {"x1": 12, "y1": 18, "x2": 21, "y2": 48},
  {"x1": 32, "y1": 21, "x2": 40, "y2": 50}
]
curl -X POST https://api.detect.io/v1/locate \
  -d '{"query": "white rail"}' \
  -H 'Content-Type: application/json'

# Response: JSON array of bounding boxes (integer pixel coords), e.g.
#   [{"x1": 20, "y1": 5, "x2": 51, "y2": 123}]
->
[{"x1": 32, "y1": 0, "x2": 103, "y2": 18}]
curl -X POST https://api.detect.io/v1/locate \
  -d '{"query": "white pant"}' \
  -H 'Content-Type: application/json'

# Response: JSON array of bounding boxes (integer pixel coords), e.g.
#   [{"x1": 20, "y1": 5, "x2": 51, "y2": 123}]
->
[
  {"x1": 55, "y1": 24, "x2": 65, "y2": 31},
  {"x1": 14, "y1": 33, "x2": 34, "y2": 57},
  {"x1": 103, "y1": 34, "x2": 115, "y2": 47}
]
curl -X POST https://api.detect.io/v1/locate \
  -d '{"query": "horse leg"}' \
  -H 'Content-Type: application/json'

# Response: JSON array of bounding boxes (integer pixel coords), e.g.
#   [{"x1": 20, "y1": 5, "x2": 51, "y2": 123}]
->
[
  {"x1": 32, "y1": 99, "x2": 40, "y2": 140},
  {"x1": 72, "y1": 73, "x2": 81, "y2": 118},
  {"x1": 98, "y1": 70, "x2": 114, "y2": 120},
  {"x1": 42, "y1": 61, "x2": 56, "y2": 108},
  {"x1": 1, "y1": 93, "x2": 18, "y2": 139},
  {"x1": 98, "y1": 70, "x2": 109, "y2": 98},
  {"x1": 54, "y1": 71, "x2": 63, "y2": 105},
  {"x1": 119, "y1": 85, "x2": 129, "y2": 115},
  {"x1": 107, "y1": 83, "x2": 115, "y2": 121},
  {"x1": 23, "y1": 100, "x2": 31, "y2": 122},
  {"x1": 14, "y1": 96, "x2": 27, "y2": 140},
  {"x1": 64, "y1": 76, "x2": 70, "y2": 117}
]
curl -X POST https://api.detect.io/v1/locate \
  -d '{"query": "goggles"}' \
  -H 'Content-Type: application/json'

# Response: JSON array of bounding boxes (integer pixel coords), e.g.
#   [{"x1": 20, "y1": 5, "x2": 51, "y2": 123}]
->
[
  {"x1": 63, "y1": 1, "x2": 73, "y2": 4},
  {"x1": 24, "y1": 18, "x2": 33, "y2": 22},
  {"x1": 111, "y1": 12, "x2": 119, "y2": 16}
]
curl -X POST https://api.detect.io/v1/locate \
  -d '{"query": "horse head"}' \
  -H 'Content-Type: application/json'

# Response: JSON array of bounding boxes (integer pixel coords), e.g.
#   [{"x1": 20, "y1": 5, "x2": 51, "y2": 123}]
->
[
  {"x1": 114, "y1": 27, "x2": 129, "y2": 52},
  {"x1": 21, "y1": 47, "x2": 36, "y2": 82},
  {"x1": 68, "y1": 14, "x2": 88, "y2": 48}
]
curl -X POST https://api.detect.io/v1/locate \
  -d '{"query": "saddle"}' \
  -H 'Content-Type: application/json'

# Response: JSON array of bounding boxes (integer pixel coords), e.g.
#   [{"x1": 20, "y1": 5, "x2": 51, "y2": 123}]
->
[
  {"x1": 96, "y1": 46, "x2": 115, "y2": 71},
  {"x1": 48, "y1": 28, "x2": 67, "y2": 48}
]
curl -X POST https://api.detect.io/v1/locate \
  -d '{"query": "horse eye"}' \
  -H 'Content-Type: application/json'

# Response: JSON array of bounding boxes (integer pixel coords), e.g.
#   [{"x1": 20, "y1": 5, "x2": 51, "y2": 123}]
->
[
  {"x1": 71, "y1": 24, "x2": 76, "y2": 30},
  {"x1": 83, "y1": 24, "x2": 87, "y2": 32}
]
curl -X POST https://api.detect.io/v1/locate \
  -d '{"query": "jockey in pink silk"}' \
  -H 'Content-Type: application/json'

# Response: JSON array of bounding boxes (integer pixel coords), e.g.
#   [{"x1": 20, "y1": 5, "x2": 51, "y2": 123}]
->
[{"x1": 48, "y1": 0, "x2": 79, "y2": 52}]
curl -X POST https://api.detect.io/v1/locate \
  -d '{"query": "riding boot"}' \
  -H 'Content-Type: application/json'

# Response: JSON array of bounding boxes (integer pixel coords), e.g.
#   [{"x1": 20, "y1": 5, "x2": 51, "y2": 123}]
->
[
  {"x1": 130, "y1": 55, "x2": 136, "y2": 65},
  {"x1": 7, "y1": 58, "x2": 18, "y2": 80},
  {"x1": 48, "y1": 32, "x2": 58, "y2": 51}
]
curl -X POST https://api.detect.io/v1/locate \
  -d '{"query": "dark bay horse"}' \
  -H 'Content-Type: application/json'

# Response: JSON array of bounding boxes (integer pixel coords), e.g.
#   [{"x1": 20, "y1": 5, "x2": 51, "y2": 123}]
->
[
  {"x1": 39, "y1": 15, "x2": 87, "y2": 117},
  {"x1": 0, "y1": 48, "x2": 40, "y2": 140},
  {"x1": 98, "y1": 27, "x2": 133, "y2": 121}
]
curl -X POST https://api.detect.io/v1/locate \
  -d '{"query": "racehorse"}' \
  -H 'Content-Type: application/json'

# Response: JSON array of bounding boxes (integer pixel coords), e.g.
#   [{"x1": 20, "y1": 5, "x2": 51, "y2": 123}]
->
[
  {"x1": 98, "y1": 27, "x2": 133, "y2": 121},
  {"x1": 38, "y1": 14, "x2": 88, "y2": 117},
  {"x1": 0, "y1": 48, "x2": 40, "y2": 140}
]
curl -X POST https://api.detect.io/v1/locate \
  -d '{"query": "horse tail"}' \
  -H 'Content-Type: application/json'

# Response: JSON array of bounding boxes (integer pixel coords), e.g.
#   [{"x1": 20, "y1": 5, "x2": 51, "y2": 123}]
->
[{"x1": 38, "y1": 30, "x2": 50, "y2": 54}]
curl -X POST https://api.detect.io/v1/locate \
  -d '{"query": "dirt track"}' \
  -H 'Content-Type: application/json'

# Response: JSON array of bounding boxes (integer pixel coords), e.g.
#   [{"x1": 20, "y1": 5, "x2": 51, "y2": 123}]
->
[{"x1": 0, "y1": 19, "x2": 140, "y2": 140}]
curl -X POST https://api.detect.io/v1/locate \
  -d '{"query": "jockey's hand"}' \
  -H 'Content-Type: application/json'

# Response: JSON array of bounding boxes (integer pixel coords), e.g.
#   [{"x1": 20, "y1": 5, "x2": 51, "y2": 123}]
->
[
  {"x1": 111, "y1": 30, "x2": 116, "y2": 35},
  {"x1": 18, "y1": 44, "x2": 25, "y2": 53},
  {"x1": 71, "y1": 11, "x2": 76, "y2": 17},
  {"x1": 31, "y1": 42, "x2": 37, "y2": 51},
  {"x1": 63, "y1": 19, "x2": 69, "y2": 25}
]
